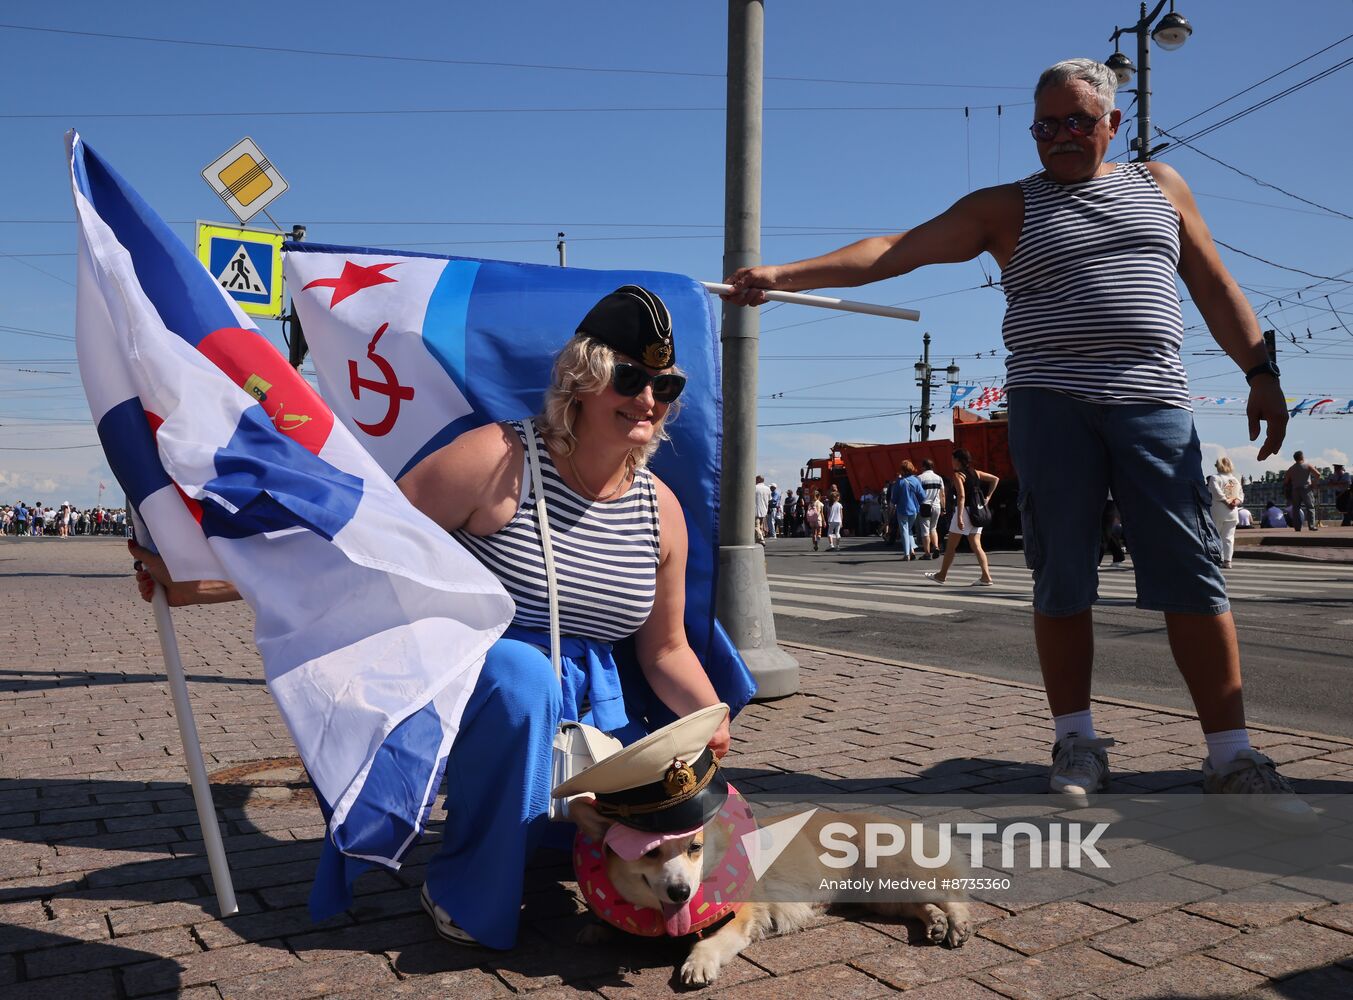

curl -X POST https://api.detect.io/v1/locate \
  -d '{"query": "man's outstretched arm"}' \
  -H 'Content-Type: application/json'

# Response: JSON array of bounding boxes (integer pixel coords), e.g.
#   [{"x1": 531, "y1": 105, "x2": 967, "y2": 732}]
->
[{"x1": 721, "y1": 185, "x2": 1016, "y2": 305}]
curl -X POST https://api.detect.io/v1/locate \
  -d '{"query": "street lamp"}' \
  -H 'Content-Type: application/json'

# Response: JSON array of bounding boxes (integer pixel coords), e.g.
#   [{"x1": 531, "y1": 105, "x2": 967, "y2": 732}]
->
[
  {"x1": 914, "y1": 332, "x2": 959, "y2": 442},
  {"x1": 1107, "y1": 1, "x2": 1193, "y2": 161}
]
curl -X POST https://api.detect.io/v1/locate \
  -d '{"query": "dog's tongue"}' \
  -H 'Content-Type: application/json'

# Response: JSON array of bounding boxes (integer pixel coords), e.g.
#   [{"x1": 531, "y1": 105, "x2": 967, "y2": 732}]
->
[{"x1": 661, "y1": 900, "x2": 692, "y2": 937}]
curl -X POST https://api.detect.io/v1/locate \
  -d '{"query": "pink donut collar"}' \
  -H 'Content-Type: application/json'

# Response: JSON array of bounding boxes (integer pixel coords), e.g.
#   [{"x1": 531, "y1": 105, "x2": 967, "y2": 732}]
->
[{"x1": 573, "y1": 784, "x2": 757, "y2": 937}]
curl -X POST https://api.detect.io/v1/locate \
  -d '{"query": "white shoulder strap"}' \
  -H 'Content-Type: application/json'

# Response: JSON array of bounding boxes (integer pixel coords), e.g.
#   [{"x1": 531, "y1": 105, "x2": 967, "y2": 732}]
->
[{"x1": 522, "y1": 419, "x2": 562, "y2": 681}]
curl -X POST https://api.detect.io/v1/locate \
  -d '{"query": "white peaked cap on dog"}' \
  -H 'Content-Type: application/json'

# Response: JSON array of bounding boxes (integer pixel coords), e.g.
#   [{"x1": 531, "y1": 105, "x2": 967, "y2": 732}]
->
[{"x1": 552, "y1": 704, "x2": 730, "y2": 833}]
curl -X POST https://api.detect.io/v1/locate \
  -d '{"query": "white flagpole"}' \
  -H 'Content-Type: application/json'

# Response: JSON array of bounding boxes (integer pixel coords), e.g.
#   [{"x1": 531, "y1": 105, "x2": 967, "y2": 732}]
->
[
  {"x1": 134, "y1": 513, "x2": 239, "y2": 916},
  {"x1": 701, "y1": 282, "x2": 921, "y2": 322},
  {"x1": 150, "y1": 587, "x2": 239, "y2": 915}
]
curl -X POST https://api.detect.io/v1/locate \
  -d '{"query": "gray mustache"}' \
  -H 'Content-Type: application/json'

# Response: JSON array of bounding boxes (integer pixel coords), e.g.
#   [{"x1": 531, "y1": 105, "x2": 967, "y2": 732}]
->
[{"x1": 1051, "y1": 142, "x2": 1080, "y2": 154}]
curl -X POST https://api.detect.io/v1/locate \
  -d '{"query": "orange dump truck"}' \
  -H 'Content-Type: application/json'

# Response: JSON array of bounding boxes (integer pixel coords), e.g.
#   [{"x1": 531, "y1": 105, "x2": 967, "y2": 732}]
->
[{"x1": 799, "y1": 409, "x2": 1020, "y2": 545}]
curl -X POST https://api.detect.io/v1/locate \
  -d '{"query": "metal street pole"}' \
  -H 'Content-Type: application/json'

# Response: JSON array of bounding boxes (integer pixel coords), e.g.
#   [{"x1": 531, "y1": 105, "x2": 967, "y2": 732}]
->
[
  {"x1": 1134, "y1": 2, "x2": 1152, "y2": 161},
  {"x1": 1109, "y1": 1, "x2": 1189, "y2": 162},
  {"x1": 918, "y1": 332, "x2": 933, "y2": 442},
  {"x1": 557, "y1": 232, "x2": 567, "y2": 267},
  {"x1": 718, "y1": 0, "x2": 798, "y2": 699}
]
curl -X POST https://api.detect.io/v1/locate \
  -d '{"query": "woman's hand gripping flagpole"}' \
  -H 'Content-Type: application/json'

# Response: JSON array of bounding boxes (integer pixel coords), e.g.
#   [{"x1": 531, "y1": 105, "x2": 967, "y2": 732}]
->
[{"x1": 131, "y1": 514, "x2": 240, "y2": 917}]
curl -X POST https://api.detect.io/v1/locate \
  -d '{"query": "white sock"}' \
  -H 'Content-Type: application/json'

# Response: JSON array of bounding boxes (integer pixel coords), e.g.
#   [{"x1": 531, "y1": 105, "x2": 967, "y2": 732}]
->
[
  {"x1": 1205, "y1": 728, "x2": 1252, "y2": 769},
  {"x1": 1053, "y1": 710, "x2": 1096, "y2": 744}
]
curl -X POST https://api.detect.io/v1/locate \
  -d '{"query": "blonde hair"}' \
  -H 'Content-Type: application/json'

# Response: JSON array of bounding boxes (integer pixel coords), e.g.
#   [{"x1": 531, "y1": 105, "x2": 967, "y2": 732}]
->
[
  {"x1": 1215, "y1": 456, "x2": 1234, "y2": 474},
  {"x1": 536, "y1": 336, "x2": 683, "y2": 469}
]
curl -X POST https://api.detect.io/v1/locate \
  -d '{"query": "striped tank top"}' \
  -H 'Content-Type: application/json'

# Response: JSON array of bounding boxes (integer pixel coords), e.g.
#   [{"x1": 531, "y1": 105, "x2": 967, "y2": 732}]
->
[
  {"x1": 454, "y1": 420, "x2": 661, "y2": 642},
  {"x1": 1000, "y1": 162, "x2": 1190, "y2": 409}
]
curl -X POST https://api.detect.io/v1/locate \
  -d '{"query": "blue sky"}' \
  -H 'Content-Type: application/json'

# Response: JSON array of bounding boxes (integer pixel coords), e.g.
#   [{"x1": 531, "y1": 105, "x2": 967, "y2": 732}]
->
[{"x1": 3, "y1": 1, "x2": 1352, "y2": 506}]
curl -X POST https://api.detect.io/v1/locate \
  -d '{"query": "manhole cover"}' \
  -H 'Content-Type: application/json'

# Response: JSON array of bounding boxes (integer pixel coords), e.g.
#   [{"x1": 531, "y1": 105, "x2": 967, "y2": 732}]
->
[{"x1": 209, "y1": 757, "x2": 316, "y2": 809}]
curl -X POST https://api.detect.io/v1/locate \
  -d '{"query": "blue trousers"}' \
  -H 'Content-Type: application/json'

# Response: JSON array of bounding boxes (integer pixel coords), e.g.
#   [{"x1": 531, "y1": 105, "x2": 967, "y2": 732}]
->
[
  {"x1": 310, "y1": 631, "x2": 645, "y2": 949},
  {"x1": 423, "y1": 637, "x2": 561, "y2": 948}
]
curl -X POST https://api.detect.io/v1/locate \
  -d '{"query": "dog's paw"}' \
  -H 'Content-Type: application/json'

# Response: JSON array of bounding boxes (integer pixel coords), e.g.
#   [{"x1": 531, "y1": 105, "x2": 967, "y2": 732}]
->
[
  {"x1": 944, "y1": 912, "x2": 972, "y2": 948},
  {"x1": 922, "y1": 905, "x2": 949, "y2": 944},
  {"x1": 680, "y1": 948, "x2": 724, "y2": 987},
  {"x1": 576, "y1": 921, "x2": 615, "y2": 946}
]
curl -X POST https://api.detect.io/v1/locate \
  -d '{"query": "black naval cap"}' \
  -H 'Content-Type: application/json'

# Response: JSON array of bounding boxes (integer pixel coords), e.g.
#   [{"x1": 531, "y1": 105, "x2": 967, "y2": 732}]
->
[{"x1": 575, "y1": 285, "x2": 676, "y2": 370}]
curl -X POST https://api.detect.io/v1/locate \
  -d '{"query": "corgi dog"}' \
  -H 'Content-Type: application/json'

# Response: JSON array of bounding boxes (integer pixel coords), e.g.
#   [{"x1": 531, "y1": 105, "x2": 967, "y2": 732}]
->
[{"x1": 570, "y1": 798, "x2": 972, "y2": 987}]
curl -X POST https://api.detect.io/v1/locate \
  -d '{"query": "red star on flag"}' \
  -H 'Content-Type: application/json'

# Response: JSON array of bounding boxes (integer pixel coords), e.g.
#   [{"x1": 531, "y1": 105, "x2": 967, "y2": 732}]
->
[{"x1": 303, "y1": 261, "x2": 400, "y2": 309}]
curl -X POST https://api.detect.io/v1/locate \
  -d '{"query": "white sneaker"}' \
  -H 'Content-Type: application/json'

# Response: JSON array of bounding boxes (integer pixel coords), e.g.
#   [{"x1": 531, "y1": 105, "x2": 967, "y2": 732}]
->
[
  {"x1": 1202, "y1": 749, "x2": 1318, "y2": 829},
  {"x1": 924, "y1": 571, "x2": 945, "y2": 585},
  {"x1": 1049, "y1": 735, "x2": 1115, "y2": 802}
]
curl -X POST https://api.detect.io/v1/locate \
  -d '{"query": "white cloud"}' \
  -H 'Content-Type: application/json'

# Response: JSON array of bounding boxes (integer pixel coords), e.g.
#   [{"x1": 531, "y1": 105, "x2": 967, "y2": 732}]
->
[
  {"x1": 757, "y1": 430, "x2": 839, "y2": 492},
  {"x1": 1201, "y1": 440, "x2": 1350, "y2": 480}
]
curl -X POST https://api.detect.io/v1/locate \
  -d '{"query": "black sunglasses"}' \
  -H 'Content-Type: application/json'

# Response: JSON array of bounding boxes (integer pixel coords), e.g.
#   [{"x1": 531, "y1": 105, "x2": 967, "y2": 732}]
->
[
  {"x1": 611, "y1": 362, "x2": 686, "y2": 403},
  {"x1": 1029, "y1": 111, "x2": 1109, "y2": 143}
]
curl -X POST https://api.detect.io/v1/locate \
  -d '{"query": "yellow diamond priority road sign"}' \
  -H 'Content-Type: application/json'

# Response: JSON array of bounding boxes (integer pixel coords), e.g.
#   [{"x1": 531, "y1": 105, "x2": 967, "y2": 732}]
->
[
  {"x1": 196, "y1": 222, "x2": 285, "y2": 319},
  {"x1": 202, "y1": 137, "x2": 288, "y2": 224}
]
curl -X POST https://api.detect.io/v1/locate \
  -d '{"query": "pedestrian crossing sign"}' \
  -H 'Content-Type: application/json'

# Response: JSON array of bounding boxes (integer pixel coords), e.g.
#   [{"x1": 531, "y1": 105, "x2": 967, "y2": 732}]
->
[{"x1": 195, "y1": 222, "x2": 285, "y2": 319}]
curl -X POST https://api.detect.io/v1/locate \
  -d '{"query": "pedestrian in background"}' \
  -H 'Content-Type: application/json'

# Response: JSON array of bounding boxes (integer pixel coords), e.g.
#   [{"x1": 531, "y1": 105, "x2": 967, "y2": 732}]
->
[
  {"x1": 806, "y1": 489, "x2": 823, "y2": 551},
  {"x1": 1207, "y1": 456, "x2": 1244, "y2": 568},
  {"x1": 1331, "y1": 463, "x2": 1352, "y2": 527},
  {"x1": 925, "y1": 448, "x2": 996, "y2": 586},
  {"x1": 917, "y1": 458, "x2": 945, "y2": 558},
  {"x1": 1283, "y1": 451, "x2": 1320, "y2": 532},
  {"x1": 767, "y1": 483, "x2": 780, "y2": 539},
  {"x1": 1099, "y1": 495, "x2": 1126, "y2": 567},
  {"x1": 754, "y1": 475, "x2": 770, "y2": 544},
  {"x1": 890, "y1": 461, "x2": 925, "y2": 560},
  {"x1": 825, "y1": 488, "x2": 843, "y2": 552}
]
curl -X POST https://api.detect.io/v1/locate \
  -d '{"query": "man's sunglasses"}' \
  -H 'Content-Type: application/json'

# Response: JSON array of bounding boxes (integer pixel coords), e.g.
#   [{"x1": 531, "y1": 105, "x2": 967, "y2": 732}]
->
[
  {"x1": 1028, "y1": 111, "x2": 1109, "y2": 143},
  {"x1": 612, "y1": 362, "x2": 687, "y2": 403}
]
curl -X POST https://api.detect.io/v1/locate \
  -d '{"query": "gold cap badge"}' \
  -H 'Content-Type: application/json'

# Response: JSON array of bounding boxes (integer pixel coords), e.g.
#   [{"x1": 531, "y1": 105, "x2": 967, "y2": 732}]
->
[{"x1": 663, "y1": 758, "x2": 697, "y2": 798}]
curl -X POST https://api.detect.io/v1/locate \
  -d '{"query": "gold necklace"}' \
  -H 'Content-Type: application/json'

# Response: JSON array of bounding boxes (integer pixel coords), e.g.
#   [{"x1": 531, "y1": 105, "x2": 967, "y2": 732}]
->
[{"x1": 566, "y1": 452, "x2": 629, "y2": 502}]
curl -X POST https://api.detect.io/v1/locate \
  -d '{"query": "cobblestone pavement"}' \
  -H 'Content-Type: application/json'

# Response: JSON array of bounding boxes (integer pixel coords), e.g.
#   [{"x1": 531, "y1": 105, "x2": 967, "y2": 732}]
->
[{"x1": 3, "y1": 537, "x2": 1353, "y2": 999}]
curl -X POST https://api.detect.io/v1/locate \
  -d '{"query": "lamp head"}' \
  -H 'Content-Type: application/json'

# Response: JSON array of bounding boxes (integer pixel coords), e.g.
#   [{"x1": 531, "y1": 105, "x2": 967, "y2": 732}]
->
[
  {"x1": 1151, "y1": 10, "x2": 1192, "y2": 50},
  {"x1": 1105, "y1": 50, "x2": 1136, "y2": 86}
]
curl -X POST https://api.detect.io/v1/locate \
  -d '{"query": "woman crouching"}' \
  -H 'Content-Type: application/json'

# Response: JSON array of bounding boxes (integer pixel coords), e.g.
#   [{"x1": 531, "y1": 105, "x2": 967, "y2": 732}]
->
[{"x1": 133, "y1": 285, "x2": 729, "y2": 949}]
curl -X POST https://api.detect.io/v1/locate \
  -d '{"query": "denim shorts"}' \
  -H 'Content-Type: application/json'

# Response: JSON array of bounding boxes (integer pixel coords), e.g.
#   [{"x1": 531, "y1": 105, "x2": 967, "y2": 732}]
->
[{"x1": 1007, "y1": 388, "x2": 1229, "y2": 617}]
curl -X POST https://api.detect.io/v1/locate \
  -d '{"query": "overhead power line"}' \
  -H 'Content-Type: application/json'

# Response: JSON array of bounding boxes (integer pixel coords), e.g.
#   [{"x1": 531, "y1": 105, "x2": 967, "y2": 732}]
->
[
  {"x1": 5, "y1": 102, "x2": 1026, "y2": 120},
  {"x1": 1212, "y1": 239, "x2": 1353, "y2": 283},
  {"x1": 758, "y1": 408, "x2": 911, "y2": 428},
  {"x1": 1166, "y1": 31, "x2": 1353, "y2": 134},
  {"x1": 1161, "y1": 132, "x2": 1353, "y2": 223},
  {"x1": 0, "y1": 23, "x2": 1026, "y2": 90},
  {"x1": 1162, "y1": 54, "x2": 1353, "y2": 149}
]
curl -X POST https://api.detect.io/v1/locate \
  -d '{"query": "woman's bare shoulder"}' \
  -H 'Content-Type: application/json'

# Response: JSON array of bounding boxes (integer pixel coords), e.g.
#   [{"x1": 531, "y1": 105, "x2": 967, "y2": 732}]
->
[{"x1": 398, "y1": 421, "x2": 524, "y2": 532}]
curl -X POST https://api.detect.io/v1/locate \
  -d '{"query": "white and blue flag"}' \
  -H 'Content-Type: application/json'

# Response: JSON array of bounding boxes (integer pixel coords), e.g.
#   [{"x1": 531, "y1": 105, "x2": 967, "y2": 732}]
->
[{"x1": 68, "y1": 132, "x2": 515, "y2": 871}]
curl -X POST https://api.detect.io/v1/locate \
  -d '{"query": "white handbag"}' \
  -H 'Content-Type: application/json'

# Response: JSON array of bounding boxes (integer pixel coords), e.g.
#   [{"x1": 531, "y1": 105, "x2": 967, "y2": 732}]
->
[{"x1": 523, "y1": 419, "x2": 622, "y2": 821}]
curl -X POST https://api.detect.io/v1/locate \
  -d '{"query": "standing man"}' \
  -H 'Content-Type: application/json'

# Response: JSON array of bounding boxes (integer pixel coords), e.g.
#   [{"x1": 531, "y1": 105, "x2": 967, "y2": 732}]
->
[
  {"x1": 1283, "y1": 451, "x2": 1321, "y2": 532},
  {"x1": 724, "y1": 59, "x2": 1307, "y2": 819},
  {"x1": 1330, "y1": 463, "x2": 1352, "y2": 527},
  {"x1": 917, "y1": 459, "x2": 946, "y2": 558},
  {"x1": 754, "y1": 475, "x2": 771, "y2": 544},
  {"x1": 767, "y1": 483, "x2": 780, "y2": 539}
]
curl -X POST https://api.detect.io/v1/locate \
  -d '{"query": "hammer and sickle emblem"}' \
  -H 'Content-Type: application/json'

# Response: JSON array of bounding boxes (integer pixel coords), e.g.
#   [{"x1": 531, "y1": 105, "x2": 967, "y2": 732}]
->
[{"x1": 347, "y1": 323, "x2": 415, "y2": 437}]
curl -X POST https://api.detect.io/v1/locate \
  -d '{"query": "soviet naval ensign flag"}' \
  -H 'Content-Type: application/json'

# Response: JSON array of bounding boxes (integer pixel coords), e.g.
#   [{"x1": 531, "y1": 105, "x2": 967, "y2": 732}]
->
[
  {"x1": 284, "y1": 244, "x2": 757, "y2": 724},
  {"x1": 68, "y1": 132, "x2": 515, "y2": 871}
]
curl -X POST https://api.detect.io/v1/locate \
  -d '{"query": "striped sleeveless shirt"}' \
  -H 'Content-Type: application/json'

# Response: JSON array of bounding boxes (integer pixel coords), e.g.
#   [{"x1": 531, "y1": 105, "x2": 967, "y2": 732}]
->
[
  {"x1": 454, "y1": 420, "x2": 661, "y2": 642},
  {"x1": 1000, "y1": 162, "x2": 1190, "y2": 409}
]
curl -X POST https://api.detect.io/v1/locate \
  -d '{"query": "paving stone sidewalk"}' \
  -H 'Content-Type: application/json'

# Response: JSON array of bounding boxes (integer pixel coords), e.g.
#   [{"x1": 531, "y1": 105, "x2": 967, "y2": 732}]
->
[{"x1": 2, "y1": 537, "x2": 1352, "y2": 999}]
